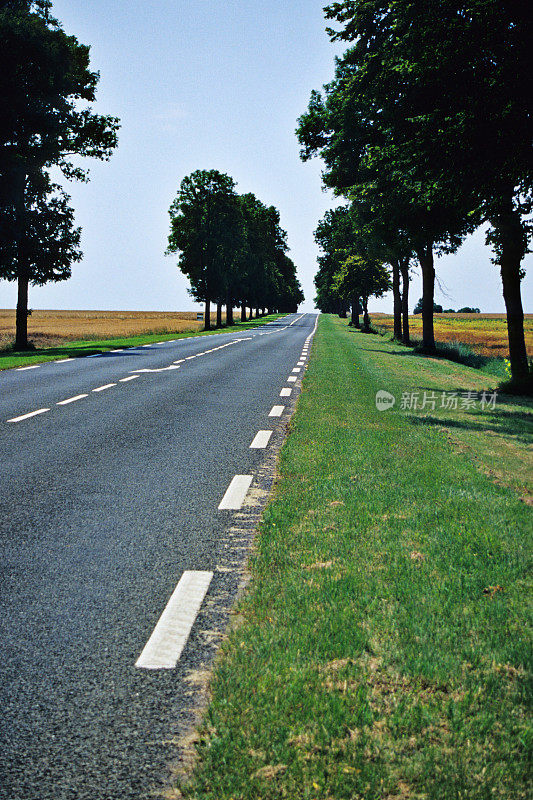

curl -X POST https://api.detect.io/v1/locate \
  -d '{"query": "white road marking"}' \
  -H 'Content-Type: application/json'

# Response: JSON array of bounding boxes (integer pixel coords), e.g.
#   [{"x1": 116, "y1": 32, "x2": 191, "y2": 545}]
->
[
  {"x1": 92, "y1": 383, "x2": 116, "y2": 392},
  {"x1": 289, "y1": 314, "x2": 305, "y2": 326},
  {"x1": 292, "y1": 367, "x2": 301, "y2": 373},
  {"x1": 134, "y1": 365, "x2": 181, "y2": 373},
  {"x1": 87, "y1": 354, "x2": 102, "y2": 358},
  {"x1": 218, "y1": 475, "x2": 253, "y2": 510},
  {"x1": 56, "y1": 394, "x2": 88, "y2": 405},
  {"x1": 55, "y1": 358, "x2": 74, "y2": 363},
  {"x1": 16, "y1": 365, "x2": 40, "y2": 371},
  {"x1": 135, "y1": 570, "x2": 213, "y2": 669},
  {"x1": 269, "y1": 405, "x2": 284, "y2": 417},
  {"x1": 280, "y1": 388, "x2": 292, "y2": 397},
  {"x1": 142, "y1": 344, "x2": 152, "y2": 348},
  {"x1": 8, "y1": 408, "x2": 49, "y2": 423},
  {"x1": 119, "y1": 375, "x2": 139, "y2": 382},
  {"x1": 186, "y1": 355, "x2": 196, "y2": 360},
  {"x1": 110, "y1": 348, "x2": 124, "y2": 353},
  {"x1": 250, "y1": 430, "x2": 273, "y2": 448},
  {"x1": 173, "y1": 359, "x2": 185, "y2": 364},
  {"x1": 297, "y1": 361, "x2": 305, "y2": 366},
  {"x1": 287, "y1": 376, "x2": 297, "y2": 382}
]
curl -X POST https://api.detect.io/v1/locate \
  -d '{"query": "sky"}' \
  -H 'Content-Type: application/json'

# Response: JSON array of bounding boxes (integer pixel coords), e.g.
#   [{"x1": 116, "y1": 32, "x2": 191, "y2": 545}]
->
[{"x1": 1, "y1": 0, "x2": 531, "y2": 314}]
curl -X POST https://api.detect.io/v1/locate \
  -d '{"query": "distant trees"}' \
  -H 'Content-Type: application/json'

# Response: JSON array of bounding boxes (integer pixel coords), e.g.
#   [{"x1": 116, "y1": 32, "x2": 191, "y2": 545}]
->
[
  {"x1": 0, "y1": 0, "x2": 119, "y2": 349},
  {"x1": 413, "y1": 299, "x2": 443, "y2": 315},
  {"x1": 297, "y1": 0, "x2": 532, "y2": 385},
  {"x1": 167, "y1": 170, "x2": 303, "y2": 326}
]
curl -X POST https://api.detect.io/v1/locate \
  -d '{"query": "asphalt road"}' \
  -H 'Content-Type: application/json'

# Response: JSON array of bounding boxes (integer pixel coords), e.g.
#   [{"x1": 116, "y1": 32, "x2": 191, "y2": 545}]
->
[{"x1": 0, "y1": 312, "x2": 317, "y2": 800}]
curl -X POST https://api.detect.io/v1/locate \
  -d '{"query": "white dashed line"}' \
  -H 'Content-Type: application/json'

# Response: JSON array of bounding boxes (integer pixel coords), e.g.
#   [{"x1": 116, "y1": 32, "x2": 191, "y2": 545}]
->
[
  {"x1": 269, "y1": 405, "x2": 284, "y2": 417},
  {"x1": 280, "y1": 388, "x2": 292, "y2": 397},
  {"x1": 186, "y1": 355, "x2": 196, "y2": 360},
  {"x1": 56, "y1": 394, "x2": 88, "y2": 405},
  {"x1": 8, "y1": 408, "x2": 49, "y2": 423},
  {"x1": 119, "y1": 375, "x2": 139, "y2": 382},
  {"x1": 55, "y1": 358, "x2": 74, "y2": 363},
  {"x1": 250, "y1": 430, "x2": 273, "y2": 448},
  {"x1": 110, "y1": 349, "x2": 124, "y2": 353},
  {"x1": 287, "y1": 376, "x2": 297, "y2": 382},
  {"x1": 218, "y1": 475, "x2": 253, "y2": 510},
  {"x1": 16, "y1": 365, "x2": 40, "y2": 371},
  {"x1": 92, "y1": 383, "x2": 116, "y2": 392},
  {"x1": 142, "y1": 344, "x2": 152, "y2": 348},
  {"x1": 135, "y1": 570, "x2": 213, "y2": 669},
  {"x1": 292, "y1": 367, "x2": 301, "y2": 373}
]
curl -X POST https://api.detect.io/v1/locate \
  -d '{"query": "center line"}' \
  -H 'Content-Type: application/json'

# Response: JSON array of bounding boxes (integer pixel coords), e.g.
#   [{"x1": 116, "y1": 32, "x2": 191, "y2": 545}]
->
[
  {"x1": 269, "y1": 405, "x2": 285, "y2": 417},
  {"x1": 8, "y1": 408, "x2": 49, "y2": 423},
  {"x1": 16, "y1": 365, "x2": 40, "y2": 371},
  {"x1": 135, "y1": 571, "x2": 213, "y2": 669},
  {"x1": 119, "y1": 375, "x2": 139, "y2": 382},
  {"x1": 57, "y1": 394, "x2": 88, "y2": 405},
  {"x1": 92, "y1": 383, "x2": 116, "y2": 392}
]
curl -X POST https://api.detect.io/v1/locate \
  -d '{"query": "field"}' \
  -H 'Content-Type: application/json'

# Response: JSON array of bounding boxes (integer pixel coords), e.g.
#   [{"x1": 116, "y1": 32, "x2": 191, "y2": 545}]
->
[
  {"x1": 0, "y1": 309, "x2": 238, "y2": 349},
  {"x1": 177, "y1": 315, "x2": 532, "y2": 800},
  {"x1": 373, "y1": 312, "x2": 533, "y2": 359}
]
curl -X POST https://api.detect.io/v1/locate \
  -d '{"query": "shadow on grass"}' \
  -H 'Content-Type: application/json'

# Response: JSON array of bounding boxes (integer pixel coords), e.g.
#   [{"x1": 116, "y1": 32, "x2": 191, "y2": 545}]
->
[{"x1": 408, "y1": 409, "x2": 532, "y2": 445}]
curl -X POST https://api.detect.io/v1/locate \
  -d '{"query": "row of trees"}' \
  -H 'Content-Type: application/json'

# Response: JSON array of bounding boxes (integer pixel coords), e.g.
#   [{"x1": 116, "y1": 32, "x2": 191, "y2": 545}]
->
[
  {"x1": 0, "y1": 0, "x2": 120, "y2": 349},
  {"x1": 296, "y1": 0, "x2": 532, "y2": 383},
  {"x1": 166, "y1": 170, "x2": 303, "y2": 329}
]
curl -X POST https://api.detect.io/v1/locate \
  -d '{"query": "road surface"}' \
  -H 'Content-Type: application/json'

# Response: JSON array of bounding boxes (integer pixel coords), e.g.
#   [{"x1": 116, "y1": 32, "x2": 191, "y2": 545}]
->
[{"x1": 0, "y1": 313, "x2": 317, "y2": 800}]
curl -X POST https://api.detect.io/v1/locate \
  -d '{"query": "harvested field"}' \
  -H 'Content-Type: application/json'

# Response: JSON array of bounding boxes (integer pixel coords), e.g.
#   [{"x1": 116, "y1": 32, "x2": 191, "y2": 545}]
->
[
  {"x1": 0, "y1": 309, "x2": 235, "y2": 349},
  {"x1": 373, "y1": 312, "x2": 533, "y2": 359}
]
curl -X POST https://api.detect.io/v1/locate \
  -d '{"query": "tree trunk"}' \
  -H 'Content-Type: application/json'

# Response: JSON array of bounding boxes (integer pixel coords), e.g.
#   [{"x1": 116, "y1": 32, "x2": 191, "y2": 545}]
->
[
  {"x1": 204, "y1": 298, "x2": 211, "y2": 330},
  {"x1": 255, "y1": 307, "x2": 259, "y2": 318},
  {"x1": 416, "y1": 244, "x2": 436, "y2": 352},
  {"x1": 15, "y1": 269, "x2": 29, "y2": 350},
  {"x1": 350, "y1": 298, "x2": 360, "y2": 328},
  {"x1": 400, "y1": 257, "x2": 410, "y2": 345},
  {"x1": 241, "y1": 301, "x2": 247, "y2": 322},
  {"x1": 362, "y1": 296, "x2": 370, "y2": 331},
  {"x1": 14, "y1": 165, "x2": 29, "y2": 350},
  {"x1": 392, "y1": 259, "x2": 402, "y2": 339},
  {"x1": 226, "y1": 296, "x2": 234, "y2": 326},
  {"x1": 216, "y1": 301, "x2": 222, "y2": 328},
  {"x1": 490, "y1": 203, "x2": 529, "y2": 381}
]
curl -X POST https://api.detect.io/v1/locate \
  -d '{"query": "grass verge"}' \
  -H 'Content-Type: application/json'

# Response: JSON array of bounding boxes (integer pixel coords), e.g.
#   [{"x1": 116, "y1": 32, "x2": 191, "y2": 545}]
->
[
  {"x1": 178, "y1": 314, "x2": 531, "y2": 800},
  {"x1": 0, "y1": 314, "x2": 284, "y2": 371}
]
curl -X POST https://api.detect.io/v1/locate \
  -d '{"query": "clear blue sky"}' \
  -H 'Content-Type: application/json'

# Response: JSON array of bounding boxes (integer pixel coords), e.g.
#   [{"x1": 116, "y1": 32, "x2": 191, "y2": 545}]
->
[{"x1": 1, "y1": 0, "x2": 531, "y2": 313}]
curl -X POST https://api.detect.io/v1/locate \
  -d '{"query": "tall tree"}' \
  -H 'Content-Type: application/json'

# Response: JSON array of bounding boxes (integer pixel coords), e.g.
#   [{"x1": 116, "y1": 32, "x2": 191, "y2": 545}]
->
[
  {"x1": 0, "y1": 0, "x2": 119, "y2": 348},
  {"x1": 333, "y1": 254, "x2": 390, "y2": 331},
  {"x1": 322, "y1": 0, "x2": 532, "y2": 382},
  {"x1": 167, "y1": 170, "x2": 243, "y2": 330}
]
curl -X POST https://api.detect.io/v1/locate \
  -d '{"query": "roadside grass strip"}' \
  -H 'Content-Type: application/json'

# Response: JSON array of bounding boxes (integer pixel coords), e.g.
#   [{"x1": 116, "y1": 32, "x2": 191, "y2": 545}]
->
[
  {"x1": 136, "y1": 571, "x2": 213, "y2": 669},
  {"x1": 0, "y1": 313, "x2": 286, "y2": 371},
  {"x1": 179, "y1": 314, "x2": 531, "y2": 800}
]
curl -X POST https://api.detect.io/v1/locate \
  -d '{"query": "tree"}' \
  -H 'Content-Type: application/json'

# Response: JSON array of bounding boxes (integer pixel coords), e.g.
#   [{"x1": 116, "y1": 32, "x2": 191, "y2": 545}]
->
[
  {"x1": 167, "y1": 170, "x2": 243, "y2": 330},
  {"x1": 0, "y1": 0, "x2": 119, "y2": 348},
  {"x1": 333, "y1": 254, "x2": 390, "y2": 331},
  {"x1": 413, "y1": 298, "x2": 443, "y2": 315},
  {"x1": 322, "y1": 0, "x2": 532, "y2": 382}
]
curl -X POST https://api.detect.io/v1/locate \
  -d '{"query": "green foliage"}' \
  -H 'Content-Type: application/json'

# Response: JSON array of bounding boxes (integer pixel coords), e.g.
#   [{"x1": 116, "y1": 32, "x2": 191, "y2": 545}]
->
[
  {"x1": 414, "y1": 298, "x2": 443, "y2": 315},
  {"x1": 333, "y1": 254, "x2": 390, "y2": 304},
  {"x1": 167, "y1": 171, "x2": 303, "y2": 315}
]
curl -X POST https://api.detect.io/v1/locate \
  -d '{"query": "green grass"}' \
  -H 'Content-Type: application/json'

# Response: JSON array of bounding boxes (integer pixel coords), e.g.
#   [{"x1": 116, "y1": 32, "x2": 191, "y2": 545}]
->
[
  {"x1": 0, "y1": 314, "x2": 284, "y2": 371},
  {"x1": 178, "y1": 314, "x2": 531, "y2": 800}
]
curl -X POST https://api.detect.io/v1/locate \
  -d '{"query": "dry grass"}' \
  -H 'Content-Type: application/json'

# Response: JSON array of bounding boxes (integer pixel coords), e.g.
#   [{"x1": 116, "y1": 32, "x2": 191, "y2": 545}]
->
[
  {"x1": 373, "y1": 313, "x2": 533, "y2": 359},
  {"x1": 0, "y1": 309, "x2": 238, "y2": 348}
]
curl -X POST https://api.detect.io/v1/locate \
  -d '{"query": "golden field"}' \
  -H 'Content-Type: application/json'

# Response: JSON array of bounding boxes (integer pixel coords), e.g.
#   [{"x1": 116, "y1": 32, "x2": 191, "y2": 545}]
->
[
  {"x1": 0, "y1": 309, "x2": 236, "y2": 348},
  {"x1": 373, "y1": 312, "x2": 533, "y2": 359}
]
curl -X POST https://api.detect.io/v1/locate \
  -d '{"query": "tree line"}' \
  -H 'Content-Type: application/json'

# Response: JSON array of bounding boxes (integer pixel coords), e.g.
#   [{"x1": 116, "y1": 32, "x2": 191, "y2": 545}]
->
[
  {"x1": 0, "y1": 2, "x2": 303, "y2": 350},
  {"x1": 296, "y1": 0, "x2": 532, "y2": 386},
  {"x1": 166, "y1": 170, "x2": 304, "y2": 329}
]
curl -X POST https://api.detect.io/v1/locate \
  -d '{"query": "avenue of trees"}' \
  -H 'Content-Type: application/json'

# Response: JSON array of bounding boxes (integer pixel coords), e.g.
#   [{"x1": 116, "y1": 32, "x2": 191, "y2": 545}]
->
[
  {"x1": 166, "y1": 170, "x2": 304, "y2": 329},
  {"x1": 296, "y1": 0, "x2": 532, "y2": 384},
  {"x1": 0, "y1": 0, "x2": 120, "y2": 349}
]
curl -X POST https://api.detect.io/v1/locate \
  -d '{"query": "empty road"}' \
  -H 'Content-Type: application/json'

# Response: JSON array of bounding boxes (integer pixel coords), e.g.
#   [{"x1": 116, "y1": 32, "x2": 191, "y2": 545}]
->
[{"x1": 0, "y1": 313, "x2": 317, "y2": 800}]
